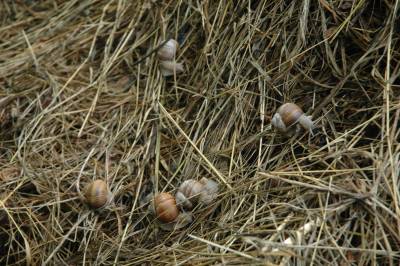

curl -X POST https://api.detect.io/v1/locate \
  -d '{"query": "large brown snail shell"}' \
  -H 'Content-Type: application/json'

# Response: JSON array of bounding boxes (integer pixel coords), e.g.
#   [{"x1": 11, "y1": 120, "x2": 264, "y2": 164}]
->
[
  {"x1": 84, "y1": 180, "x2": 111, "y2": 209},
  {"x1": 154, "y1": 192, "x2": 179, "y2": 223}
]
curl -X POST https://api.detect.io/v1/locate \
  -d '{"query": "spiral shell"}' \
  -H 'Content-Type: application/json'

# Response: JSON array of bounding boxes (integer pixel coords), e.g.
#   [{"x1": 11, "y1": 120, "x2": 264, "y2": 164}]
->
[
  {"x1": 275, "y1": 103, "x2": 303, "y2": 127},
  {"x1": 176, "y1": 178, "x2": 219, "y2": 209},
  {"x1": 157, "y1": 39, "x2": 179, "y2": 61},
  {"x1": 154, "y1": 192, "x2": 179, "y2": 223},
  {"x1": 271, "y1": 103, "x2": 314, "y2": 134},
  {"x1": 176, "y1": 179, "x2": 204, "y2": 210},
  {"x1": 84, "y1": 180, "x2": 111, "y2": 209}
]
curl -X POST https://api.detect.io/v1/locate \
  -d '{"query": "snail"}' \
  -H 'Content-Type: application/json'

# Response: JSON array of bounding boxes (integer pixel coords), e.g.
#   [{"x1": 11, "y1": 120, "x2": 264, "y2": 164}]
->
[
  {"x1": 157, "y1": 39, "x2": 184, "y2": 77},
  {"x1": 175, "y1": 179, "x2": 203, "y2": 210},
  {"x1": 271, "y1": 103, "x2": 314, "y2": 135},
  {"x1": 84, "y1": 179, "x2": 112, "y2": 209},
  {"x1": 176, "y1": 178, "x2": 219, "y2": 210},
  {"x1": 157, "y1": 39, "x2": 179, "y2": 61},
  {"x1": 145, "y1": 192, "x2": 192, "y2": 231},
  {"x1": 154, "y1": 192, "x2": 179, "y2": 223}
]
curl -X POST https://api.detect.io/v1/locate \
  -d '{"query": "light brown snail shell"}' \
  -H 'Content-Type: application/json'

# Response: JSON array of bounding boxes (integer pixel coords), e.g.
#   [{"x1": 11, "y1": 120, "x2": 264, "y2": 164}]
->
[
  {"x1": 157, "y1": 39, "x2": 179, "y2": 61},
  {"x1": 154, "y1": 192, "x2": 179, "y2": 223},
  {"x1": 271, "y1": 103, "x2": 314, "y2": 134},
  {"x1": 176, "y1": 178, "x2": 219, "y2": 210},
  {"x1": 84, "y1": 180, "x2": 111, "y2": 209},
  {"x1": 176, "y1": 179, "x2": 204, "y2": 209}
]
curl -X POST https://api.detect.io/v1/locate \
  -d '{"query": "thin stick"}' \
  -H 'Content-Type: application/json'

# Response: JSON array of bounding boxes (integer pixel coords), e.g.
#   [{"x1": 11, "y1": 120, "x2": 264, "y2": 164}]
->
[
  {"x1": 159, "y1": 102, "x2": 233, "y2": 190},
  {"x1": 43, "y1": 213, "x2": 90, "y2": 265},
  {"x1": 188, "y1": 234, "x2": 260, "y2": 261}
]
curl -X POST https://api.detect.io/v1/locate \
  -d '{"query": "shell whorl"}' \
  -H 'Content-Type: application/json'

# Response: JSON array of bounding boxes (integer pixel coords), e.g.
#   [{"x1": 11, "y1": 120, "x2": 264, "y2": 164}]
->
[
  {"x1": 176, "y1": 179, "x2": 204, "y2": 210},
  {"x1": 154, "y1": 192, "x2": 179, "y2": 223},
  {"x1": 271, "y1": 102, "x2": 316, "y2": 135},
  {"x1": 84, "y1": 180, "x2": 111, "y2": 209},
  {"x1": 180, "y1": 180, "x2": 204, "y2": 200},
  {"x1": 276, "y1": 103, "x2": 303, "y2": 127}
]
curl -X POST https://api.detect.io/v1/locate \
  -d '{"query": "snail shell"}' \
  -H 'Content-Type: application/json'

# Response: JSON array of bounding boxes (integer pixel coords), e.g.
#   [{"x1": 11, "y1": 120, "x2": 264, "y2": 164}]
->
[
  {"x1": 271, "y1": 103, "x2": 314, "y2": 134},
  {"x1": 176, "y1": 178, "x2": 219, "y2": 209},
  {"x1": 154, "y1": 192, "x2": 179, "y2": 223},
  {"x1": 176, "y1": 179, "x2": 204, "y2": 210},
  {"x1": 84, "y1": 180, "x2": 111, "y2": 209},
  {"x1": 274, "y1": 103, "x2": 303, "y2": 127},
  {"x1": 157, "y1": 39, "x2": 179, "y2": 61}
]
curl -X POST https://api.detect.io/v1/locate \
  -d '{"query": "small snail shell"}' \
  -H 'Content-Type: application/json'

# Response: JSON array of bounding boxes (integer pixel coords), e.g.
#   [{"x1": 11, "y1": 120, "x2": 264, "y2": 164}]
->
[
  {"x1": 176, "y1": 179, "x2": 204, "y2": 210},
  {"x1": 84, "y1": 180, "x2": 111, "y2": 209},
  {"x1": 154, "y1": 192, "x2": 179, "y2": 223},
  {"x1": 271, "y1": 103, "x2": 314, "y2": 134},
  {"x1": 157, "y1": 39, "x2": 179, "y2": 61},
  {"x1": 159, "y1": 60, "x2": 184, "y2": 77}
]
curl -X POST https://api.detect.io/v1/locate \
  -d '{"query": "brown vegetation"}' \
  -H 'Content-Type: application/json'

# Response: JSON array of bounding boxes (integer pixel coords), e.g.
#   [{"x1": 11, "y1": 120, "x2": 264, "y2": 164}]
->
[{"x1": 0, "y1": 0, "x2": 399, "y2": 265}]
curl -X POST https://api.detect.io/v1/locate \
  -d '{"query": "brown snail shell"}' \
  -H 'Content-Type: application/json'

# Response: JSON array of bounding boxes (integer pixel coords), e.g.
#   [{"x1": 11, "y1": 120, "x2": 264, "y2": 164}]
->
[
  {"x1": 271, "y1": 103, "x2": 314, "y2": 134},
  {"x1": 275, "y1": 103, "x2": 304, "y2": 126},
  {"x1": 157, "y1": 39, "x2": 179, "y2": 61},
  {"x1": 84, "y1": 180, "x2": 111, "y2": 209},
  {"x1": 154, "y1": 192, "x2": 179, "y2": 223}
]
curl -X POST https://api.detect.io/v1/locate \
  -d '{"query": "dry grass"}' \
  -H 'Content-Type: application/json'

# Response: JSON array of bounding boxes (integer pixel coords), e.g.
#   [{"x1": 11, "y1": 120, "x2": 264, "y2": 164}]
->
[{"x1": 0, "y1": 0, "x2": 399, "y2": 265}]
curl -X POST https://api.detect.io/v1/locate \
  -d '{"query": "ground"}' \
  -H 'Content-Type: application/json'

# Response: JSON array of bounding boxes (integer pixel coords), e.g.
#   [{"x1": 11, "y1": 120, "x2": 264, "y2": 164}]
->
[{"x1": 0, "y1": 1, "x2": 399, "y2": 265}]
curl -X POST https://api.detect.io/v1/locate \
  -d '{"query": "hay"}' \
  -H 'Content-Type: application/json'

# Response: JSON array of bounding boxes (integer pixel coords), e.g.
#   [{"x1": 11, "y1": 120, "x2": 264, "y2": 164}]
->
[{"x1": 0, "y1": 0, "x2": 399, "y2": 265}]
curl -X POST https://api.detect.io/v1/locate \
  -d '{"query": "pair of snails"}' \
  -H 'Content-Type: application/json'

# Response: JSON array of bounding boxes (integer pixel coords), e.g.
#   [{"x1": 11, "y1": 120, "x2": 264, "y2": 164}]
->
[
  {"x1": 157, "y1": 39, "x2": 184, "y2": 77},
  {"x1": 150, "y1": 177, "x2": 219, "y2": 230},
  {"x1": 156, "y1": 41, "x2": 313, "y2": 134},
  {"x1": 271, "y1": 103, "x2": 314, "y2": 136}
]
